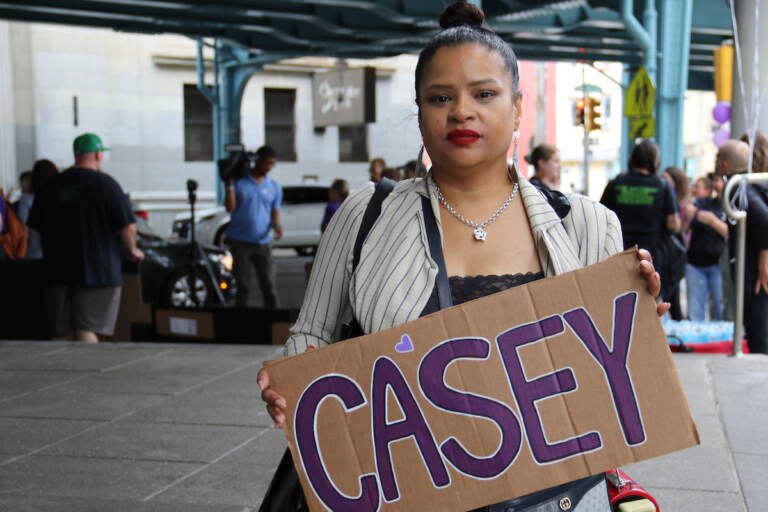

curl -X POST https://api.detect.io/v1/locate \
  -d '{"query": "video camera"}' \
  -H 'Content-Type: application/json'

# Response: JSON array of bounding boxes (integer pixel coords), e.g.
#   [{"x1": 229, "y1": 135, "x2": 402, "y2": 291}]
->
[{"x1": 218, "y1": 143, "x2": 256, "y2": 183}]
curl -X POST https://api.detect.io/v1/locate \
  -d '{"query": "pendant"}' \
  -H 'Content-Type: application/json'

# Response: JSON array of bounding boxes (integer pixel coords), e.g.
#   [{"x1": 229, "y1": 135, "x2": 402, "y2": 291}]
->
[{"x1": 473, "y1": 227, "x2": 487, "y2": 241}]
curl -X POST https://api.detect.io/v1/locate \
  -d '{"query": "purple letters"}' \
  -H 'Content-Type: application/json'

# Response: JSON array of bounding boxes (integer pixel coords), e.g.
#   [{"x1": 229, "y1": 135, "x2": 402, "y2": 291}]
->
[
  {"x1": 294, "y1": 375, "x2": 380, "y2": 511},
  {"x1": 563, "y1": 292, "x2": 646, "y2": 445},
  {"x1": 419, "y1": 338, "x2": 523, "y2": 479},
  {"x1": 497, "y1": 315, "x2": 602, "y2": 464},
  {"x1": 371, "y1": 357, "x2": 450, "y2": 502}
]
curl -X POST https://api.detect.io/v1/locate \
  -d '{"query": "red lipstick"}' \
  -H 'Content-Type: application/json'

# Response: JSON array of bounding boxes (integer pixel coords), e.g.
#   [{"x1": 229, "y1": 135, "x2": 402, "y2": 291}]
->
[{"x1": 447, "y1": 129, "x2": 481, "y2": 146}]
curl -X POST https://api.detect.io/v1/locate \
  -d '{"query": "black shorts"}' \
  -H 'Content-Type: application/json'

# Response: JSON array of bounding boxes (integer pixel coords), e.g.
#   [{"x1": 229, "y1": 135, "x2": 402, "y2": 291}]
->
[{"x1": 44, "y1": 286, "x2": 122, "y2": 337}]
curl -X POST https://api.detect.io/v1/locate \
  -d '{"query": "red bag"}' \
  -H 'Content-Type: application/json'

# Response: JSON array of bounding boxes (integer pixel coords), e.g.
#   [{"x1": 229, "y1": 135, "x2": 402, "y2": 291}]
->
[{"x1": 606, "y1": 468, "x2": 660, "y2": 511}]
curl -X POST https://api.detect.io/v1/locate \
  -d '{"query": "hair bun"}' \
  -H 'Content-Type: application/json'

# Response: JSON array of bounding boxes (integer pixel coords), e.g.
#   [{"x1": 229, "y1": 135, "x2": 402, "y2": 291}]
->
[{"x1": 439, "y1": 1, "x2": 485, "y2": 30}]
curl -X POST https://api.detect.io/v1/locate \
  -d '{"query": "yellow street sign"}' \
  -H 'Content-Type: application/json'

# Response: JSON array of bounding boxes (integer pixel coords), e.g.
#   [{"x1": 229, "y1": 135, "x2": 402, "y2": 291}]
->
[
  {"x1": 625, "y1": 67, "x2": 656, "y2": 118},
  {"x1": 630, "y1": 117, "x2": 655, "y2": 139}
]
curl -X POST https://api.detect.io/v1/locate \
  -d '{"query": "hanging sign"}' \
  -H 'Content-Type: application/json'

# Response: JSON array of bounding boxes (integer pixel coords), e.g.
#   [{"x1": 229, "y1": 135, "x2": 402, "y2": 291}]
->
[{"x1": 312, "y1": 67, "x2": 376, "y2": 127}]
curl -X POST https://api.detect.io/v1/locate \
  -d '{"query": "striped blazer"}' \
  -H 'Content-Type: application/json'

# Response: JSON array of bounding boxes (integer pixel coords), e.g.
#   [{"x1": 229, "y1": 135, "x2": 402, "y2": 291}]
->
[{"x1": 284, "y1": 176, "x2": 623, "y2": 356}]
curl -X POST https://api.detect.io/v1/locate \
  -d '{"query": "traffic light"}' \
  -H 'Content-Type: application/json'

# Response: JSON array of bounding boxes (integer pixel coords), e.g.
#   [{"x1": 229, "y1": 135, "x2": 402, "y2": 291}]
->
[
  {"x1": 586, "y1": 96, "x2": 602, "y2": 132},
  {"x1": 574, "y1": 98, "x2": 585, "y2": 126}
]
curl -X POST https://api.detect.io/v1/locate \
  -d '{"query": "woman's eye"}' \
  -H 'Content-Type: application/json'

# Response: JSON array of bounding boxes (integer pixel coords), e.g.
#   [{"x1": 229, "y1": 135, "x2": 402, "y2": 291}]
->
[
  {"x1": 428, "y1": 95, "x2": 451, "y2": 104},
  {"x1": 477, "y1": 90, "x2": 496, "y2": 99}
]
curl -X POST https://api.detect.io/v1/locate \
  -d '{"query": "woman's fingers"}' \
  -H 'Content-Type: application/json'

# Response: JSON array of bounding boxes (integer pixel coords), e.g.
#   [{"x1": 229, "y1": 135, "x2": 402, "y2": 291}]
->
[
  {"x1": 656, "y1": 302, "x2": 671, "y2": 317},
  {"x1": 637, "y1": 248, "x2": 653, "y2": 263},
  {"x1": 257, "y1": 367, "x2": 269, "y2": 391},
  {"x1": 261, "y1": 388, "x2": 287, "y2": 409},
  {"x1": 267, "y1": 404, "x2": 286, "y2": 428}
]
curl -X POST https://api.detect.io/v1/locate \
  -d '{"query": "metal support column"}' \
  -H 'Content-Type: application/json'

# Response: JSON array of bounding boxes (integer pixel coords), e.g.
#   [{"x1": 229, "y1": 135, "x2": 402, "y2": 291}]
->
[
  {"x1": 620, "y1": 0, "x2": 656, "y2": 165},
  {"x1": 731, "y1": 0, "x2": 768, "y2": 137},
  {"x1": 656, "y1": 0, "x2": 694, "y2": 170},
  {"x1": 196, "y1": 39, "x2": 271, "y2": 203}
]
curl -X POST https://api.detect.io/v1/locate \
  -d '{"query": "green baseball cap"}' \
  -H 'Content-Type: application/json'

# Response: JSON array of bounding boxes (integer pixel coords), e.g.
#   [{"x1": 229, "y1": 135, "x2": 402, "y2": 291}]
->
[{"x1": 73, "y1": 133, "x2": 110, "y2": 155}]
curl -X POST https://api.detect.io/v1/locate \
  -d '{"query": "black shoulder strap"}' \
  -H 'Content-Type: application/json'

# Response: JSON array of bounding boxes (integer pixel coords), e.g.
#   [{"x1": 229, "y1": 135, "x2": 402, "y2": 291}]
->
[
  {"x1": 421, "y1": 195, "x2": 453, "y2": 310},
  {"x1": 352, "y1": 178, "x2": 396, "y2": 271}
]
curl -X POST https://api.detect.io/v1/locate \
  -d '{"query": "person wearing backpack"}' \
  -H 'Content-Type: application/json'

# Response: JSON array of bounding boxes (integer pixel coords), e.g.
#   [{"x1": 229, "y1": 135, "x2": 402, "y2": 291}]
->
[{"x1": 257, "y1": 3, "x2": 669, "y2": 510}]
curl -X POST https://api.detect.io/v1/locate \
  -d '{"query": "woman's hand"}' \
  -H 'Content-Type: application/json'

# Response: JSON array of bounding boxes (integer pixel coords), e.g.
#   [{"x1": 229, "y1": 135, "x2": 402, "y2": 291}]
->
[
  {"x1": 258, "y1": 345, "x2": 316, "y2": 428},
  {"x1": 637, "y1": 249, "x2": 670, "y2": 317},
  {"x1": 258, "y1": 366, "x2": 287, "y2": 428}
]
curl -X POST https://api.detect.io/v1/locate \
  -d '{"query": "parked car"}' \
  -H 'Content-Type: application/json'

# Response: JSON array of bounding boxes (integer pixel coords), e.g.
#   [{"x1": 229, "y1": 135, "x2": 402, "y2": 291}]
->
[
  {"x1": 132, "y1": 214, "x2": 237, "y2": 307},
  {"x1": 172, "y1": 184, "x2": 329, "y2": 256}
]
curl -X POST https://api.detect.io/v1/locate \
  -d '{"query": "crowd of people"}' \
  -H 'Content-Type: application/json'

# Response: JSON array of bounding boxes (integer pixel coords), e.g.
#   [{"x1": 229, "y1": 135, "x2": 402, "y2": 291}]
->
[{"x1": 599, "y1": 136, "x2": 768, "y2": 354}]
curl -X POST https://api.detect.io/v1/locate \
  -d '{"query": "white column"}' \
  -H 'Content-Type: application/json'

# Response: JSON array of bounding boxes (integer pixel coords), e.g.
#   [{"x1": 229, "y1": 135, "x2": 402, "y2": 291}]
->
[
  {"x1": 0, "y1": 21, "x2": 17, "y2": 191},
  {"x1": 731, "y1": 0, "x2": 768, "y2": 137}
]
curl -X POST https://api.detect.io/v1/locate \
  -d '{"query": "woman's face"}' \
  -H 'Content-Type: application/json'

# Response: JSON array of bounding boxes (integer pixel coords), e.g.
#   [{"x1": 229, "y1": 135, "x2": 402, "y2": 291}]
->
[
  {"x1": 418, "y1": 43, "x2": 521, "y2": 172},
  {"x1": 537, "y1": 151, "x2": 561, "y2": 180},
  {"x1": 691, "y1": 179, "x2": 711, "y2": 199}
]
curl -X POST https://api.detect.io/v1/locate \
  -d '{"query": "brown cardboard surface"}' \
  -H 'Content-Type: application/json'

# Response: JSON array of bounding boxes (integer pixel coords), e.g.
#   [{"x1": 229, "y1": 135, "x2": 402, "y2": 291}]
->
[
  {"x1": 272, "y1": 322, "x2": 294, "y2": 345},
  {"x1": 155, "y1": 309, "x2": 214, "y2": 339},
  {"x1": 265, "y1": 250, "x2": 699, "y2": 511},
  {"x1": 111, "y1": 273, "x2": 151, "y2": 342}
]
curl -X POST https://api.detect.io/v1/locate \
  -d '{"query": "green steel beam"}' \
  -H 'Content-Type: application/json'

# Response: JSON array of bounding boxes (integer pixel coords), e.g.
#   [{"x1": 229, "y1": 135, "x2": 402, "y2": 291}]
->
[{"x1": 656, "y1": 0, "x2": 694, "y2": 170}]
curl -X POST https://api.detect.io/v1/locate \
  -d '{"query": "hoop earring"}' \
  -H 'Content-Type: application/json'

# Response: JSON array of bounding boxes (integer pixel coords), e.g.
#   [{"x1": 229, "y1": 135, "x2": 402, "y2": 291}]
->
[{"x1": 416, "y1": 144, "x2": 425, "y2": 181}]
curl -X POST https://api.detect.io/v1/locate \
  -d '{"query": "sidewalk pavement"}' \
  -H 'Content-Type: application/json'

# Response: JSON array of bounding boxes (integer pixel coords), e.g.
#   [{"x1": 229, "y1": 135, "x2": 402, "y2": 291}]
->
[{"x1": 0, "y1": 341, "x2": 765, "y2": 511}]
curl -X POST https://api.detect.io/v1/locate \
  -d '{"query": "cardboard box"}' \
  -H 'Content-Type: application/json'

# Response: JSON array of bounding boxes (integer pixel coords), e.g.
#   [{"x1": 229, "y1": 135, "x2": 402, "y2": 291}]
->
[
  {"x1": 265, "y1": 250, "x2": 699, "y2": 511},
  {"x1": 155, "y1": 308, "x2": 215, "y2": 339},
  {"x1": 112, "y1": 273, "x2": 152, "y2": 342}
]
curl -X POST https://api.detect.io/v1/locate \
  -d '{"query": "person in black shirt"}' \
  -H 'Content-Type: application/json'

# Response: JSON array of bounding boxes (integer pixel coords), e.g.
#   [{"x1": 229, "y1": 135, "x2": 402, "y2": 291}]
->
[
  {"x1": 600, "y1": 140, "x2": 681, "y2": 295},
  {"x1": 719, "y1": 136, "x2": 768, "y2": 353},
  {"x1": 28, "y1": 133, "x2": 144, "y2": 343},
  {"x1": 684, "y1": 177, "x2": 728, "y2": 321}
]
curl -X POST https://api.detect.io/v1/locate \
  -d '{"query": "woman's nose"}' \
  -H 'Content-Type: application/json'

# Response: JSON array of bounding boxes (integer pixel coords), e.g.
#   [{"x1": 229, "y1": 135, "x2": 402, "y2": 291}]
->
[{"x1": 449, "y1": 95, "x2": 475, "y2": 122}]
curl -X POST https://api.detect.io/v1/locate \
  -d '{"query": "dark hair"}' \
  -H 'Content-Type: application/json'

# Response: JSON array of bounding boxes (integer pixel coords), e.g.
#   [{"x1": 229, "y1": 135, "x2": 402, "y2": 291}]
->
[
  {"x1": 369, "y1": 157, "x2": 386, "y2": 169},
  {"x1": 414, "y1": 1, "x2": 520, "y2": 106},
  {"x1": 30, "y1": 159, "x2": 59, "y2": 194},
  {"x1": 664, "y1": 166, "x2": 688, "y2": 201},
  {"x1": 256, "y1": 145, "x2": 277, "y2": 161},
  {"x1": 381, "y1": 167, "x2": 402, "y2": 181},
  {"x1": 330, "y1": 178, "x2": 349, "y2": 199},
  {"x1": 19, "y1": 170, "x2": 32, "y2": 183},
  {"x1": 740, "y1": 130, "x2": 768, "y2": 172},
  {"x1": 695, "y1": 176, "x2": 713, "y2": 192},
  {"x1": 628, "y1": 139, "x2": 660, "y2": 175},
  {"x1": 525, "y1": 144, "x2": 558, "y2": 171}
]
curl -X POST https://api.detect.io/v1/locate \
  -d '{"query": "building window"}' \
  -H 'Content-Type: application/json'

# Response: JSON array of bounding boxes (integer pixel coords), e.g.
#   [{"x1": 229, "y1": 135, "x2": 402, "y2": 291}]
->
[
  {"x1": 183, "y1": 84, "x2": 213, "y2": 162},
  {"x1": 339, "y1": 125, "x2": 368, "y2": 162},
  {"x1": 265, "y1": 88, "x2": 297, "y2": 162}
]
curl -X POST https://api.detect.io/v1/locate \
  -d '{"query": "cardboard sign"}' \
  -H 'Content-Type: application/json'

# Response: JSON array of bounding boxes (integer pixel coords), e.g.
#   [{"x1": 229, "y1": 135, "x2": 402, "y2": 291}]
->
[{"x1": 265, "y1": 250, "x2": 699, "y2": 511}]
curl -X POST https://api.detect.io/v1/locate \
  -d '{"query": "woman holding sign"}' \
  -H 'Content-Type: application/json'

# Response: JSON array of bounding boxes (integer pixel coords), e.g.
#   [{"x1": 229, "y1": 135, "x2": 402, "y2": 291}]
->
[{"x1": 259, "y1": 2, "x2": 667, "y2": 510}]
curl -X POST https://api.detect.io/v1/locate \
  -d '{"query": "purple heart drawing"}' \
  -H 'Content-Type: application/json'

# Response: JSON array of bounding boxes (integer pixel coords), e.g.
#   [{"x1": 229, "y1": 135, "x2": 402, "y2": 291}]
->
[{"x1": 395, "y1": 334, "x2": 414, "y2": 353}]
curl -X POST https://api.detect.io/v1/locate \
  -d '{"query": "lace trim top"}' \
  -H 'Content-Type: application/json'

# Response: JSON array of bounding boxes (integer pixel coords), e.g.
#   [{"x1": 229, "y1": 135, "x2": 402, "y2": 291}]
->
[{"x1": 422, "y1": 271, "x2": 544, "y2": 314}]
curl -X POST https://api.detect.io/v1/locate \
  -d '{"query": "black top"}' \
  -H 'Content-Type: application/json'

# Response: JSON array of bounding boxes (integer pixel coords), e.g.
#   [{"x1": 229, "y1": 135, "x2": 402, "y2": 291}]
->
[
  {"x1": 28, "y1": 167, "x2": 135, "y2": 287},
  {"x1": 728, "y1": 182, "x2": 768, "y2": 289},
  {"x1": 600, "y1": 172, "x2": 678, "y2": 251},
  {"x1": 421, "y1": 272, "x2": 545, "y2": 320},
  {"x1": 687, "y1": 197, "x2": 726, "y2": 267}
]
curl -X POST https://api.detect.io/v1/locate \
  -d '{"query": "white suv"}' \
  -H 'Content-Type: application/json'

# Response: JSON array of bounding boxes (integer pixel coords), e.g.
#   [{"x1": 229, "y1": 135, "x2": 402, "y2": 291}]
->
[{"x1": 172, "y1": 184, "x2": 329, "y2": 256}]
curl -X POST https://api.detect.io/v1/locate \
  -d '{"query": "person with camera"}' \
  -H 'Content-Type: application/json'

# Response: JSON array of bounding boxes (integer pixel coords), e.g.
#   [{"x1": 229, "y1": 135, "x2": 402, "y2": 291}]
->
[{"x1": 224, "y1": 145, "x2": 283, "y2": 309}]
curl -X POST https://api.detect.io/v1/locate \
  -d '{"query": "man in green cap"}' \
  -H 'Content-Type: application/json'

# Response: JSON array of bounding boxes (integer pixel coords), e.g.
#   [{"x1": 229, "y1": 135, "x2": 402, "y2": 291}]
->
[{"x1": 28, "y1": 133, "x2": 144, "y2": 343}]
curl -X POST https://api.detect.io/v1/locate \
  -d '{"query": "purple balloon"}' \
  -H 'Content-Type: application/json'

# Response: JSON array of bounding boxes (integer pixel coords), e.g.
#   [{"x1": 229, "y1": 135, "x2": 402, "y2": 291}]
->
[
  {"x1": 713, "y1": 127, "x2": 730, "y2": 147},
  {"x1": 712, "y1": 101, "x2": 731, "y2": 124}
]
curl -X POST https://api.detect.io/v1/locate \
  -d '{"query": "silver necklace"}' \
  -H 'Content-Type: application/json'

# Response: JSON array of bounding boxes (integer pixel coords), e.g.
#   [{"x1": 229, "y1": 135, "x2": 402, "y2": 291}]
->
[{"x1": 434, "y1": 180, "x2": 519, "y2": 241}]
